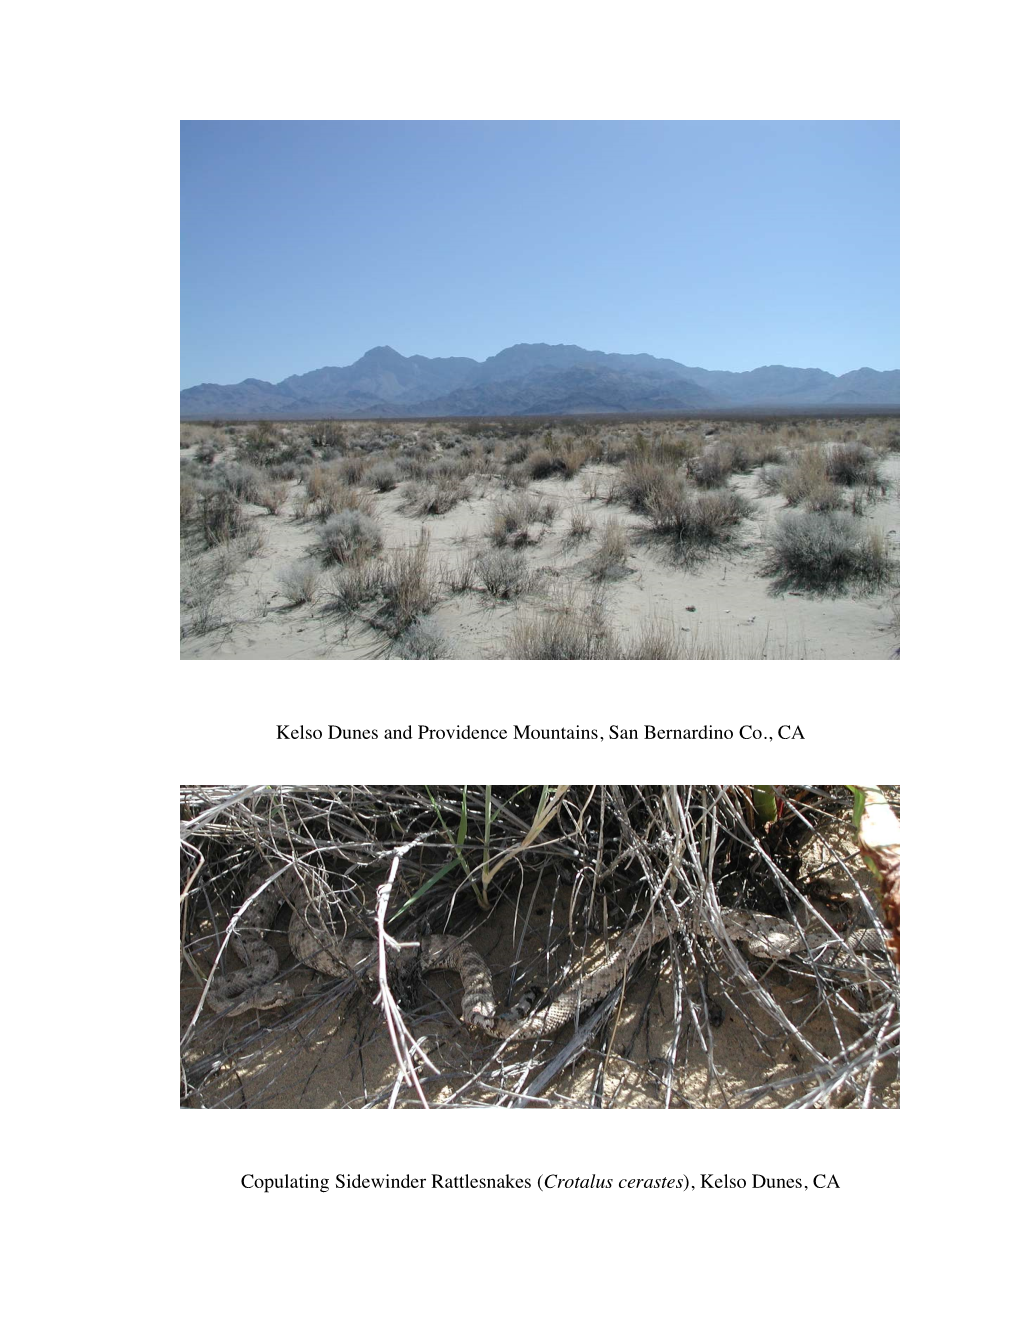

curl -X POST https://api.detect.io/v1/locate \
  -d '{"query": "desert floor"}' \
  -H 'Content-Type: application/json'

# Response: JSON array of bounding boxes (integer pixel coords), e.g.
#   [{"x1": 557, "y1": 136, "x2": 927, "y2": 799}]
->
[{"x1": 180, "y1": 417, "x2": 900, "y2": 660}]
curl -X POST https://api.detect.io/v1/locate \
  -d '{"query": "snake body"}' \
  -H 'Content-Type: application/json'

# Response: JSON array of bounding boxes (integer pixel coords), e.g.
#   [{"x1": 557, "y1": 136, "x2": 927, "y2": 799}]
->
[{"x1": 204, "y1": 866, "x2": 888, "y2": 1036}]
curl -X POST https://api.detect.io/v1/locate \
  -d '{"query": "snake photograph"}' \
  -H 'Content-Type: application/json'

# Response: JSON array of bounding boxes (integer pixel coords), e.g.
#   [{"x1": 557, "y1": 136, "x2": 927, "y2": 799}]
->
[{"x1": 181, "y1": 785, "x2": 899, "y2": 1109}]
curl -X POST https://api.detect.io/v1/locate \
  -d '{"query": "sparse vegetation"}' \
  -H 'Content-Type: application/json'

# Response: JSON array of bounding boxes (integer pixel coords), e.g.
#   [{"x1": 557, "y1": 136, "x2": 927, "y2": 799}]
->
[
  {"x1": 278, "y1": 561, "x2": 321, "y2": 606},
  {"x1": 181, "y1": 415, "x2": 899, "y2": 659},
  {"x1": 476, "y1": 549, "x2": 535, "y2": 598},
  {"x1": 391, "y1": 618, "x2": 454, "y2": 659},
  {"x1": 764, "y1": 511, "x2": 894, "y2": 594},
  {"x1": 589, "y1": 518, "x2": 629, "y2": 580},
  {"x1": 318, "y1": 509, "x2": 384, "y2": 566}
]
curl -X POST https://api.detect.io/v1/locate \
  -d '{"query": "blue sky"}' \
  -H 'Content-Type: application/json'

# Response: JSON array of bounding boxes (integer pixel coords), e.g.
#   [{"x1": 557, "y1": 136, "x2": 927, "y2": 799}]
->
[{"x1": 181, "y1": 121, "x2": 898, "y2": 387}]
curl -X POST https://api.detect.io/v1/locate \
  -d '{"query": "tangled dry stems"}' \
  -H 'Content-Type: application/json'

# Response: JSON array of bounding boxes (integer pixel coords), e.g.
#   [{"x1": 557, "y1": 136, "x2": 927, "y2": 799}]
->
[{"x1": 181, "y1": 784, "x2": 899, "y2": 1111}]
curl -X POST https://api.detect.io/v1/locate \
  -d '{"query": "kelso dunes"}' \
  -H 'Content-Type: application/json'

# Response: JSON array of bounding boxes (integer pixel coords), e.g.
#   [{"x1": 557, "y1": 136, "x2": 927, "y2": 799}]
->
[{"x1": 181, "y1": 410, "x2": 899, "y2": 660}]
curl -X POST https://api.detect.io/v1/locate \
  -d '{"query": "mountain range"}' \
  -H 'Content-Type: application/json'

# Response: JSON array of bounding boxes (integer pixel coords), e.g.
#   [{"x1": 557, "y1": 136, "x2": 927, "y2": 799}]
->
[{"x1": 180, "y1": 343, "x2": 900, "y2": 418}]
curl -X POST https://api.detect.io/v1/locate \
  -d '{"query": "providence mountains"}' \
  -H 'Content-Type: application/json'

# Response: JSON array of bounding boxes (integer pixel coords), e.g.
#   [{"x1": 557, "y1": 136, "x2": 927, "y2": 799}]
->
[{"x1": 180, "y1": 343, "x2": 900, "y2": 418}]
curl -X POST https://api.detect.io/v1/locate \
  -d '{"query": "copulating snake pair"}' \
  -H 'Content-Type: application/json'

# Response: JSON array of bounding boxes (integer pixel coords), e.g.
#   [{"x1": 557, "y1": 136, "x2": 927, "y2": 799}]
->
[{"x1": 203, "y1": 865, "x2": 888, "y2": 1036}]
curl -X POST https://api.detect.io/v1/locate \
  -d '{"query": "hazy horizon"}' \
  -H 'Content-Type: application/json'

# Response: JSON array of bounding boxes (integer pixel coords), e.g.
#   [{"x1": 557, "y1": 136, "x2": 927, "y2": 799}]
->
[{"x1": 182, "y1": 121, "x2": 899, "y2": 389}]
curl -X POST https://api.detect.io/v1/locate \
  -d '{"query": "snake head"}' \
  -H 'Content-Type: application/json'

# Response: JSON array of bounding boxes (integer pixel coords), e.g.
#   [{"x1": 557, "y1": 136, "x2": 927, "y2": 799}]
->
[{"x1": 250, "y1": 982, "x2": 296, "y2": 1012}]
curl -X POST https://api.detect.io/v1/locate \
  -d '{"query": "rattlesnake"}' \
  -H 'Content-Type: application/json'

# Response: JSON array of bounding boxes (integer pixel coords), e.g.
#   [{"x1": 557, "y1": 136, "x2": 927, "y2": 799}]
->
[{"x1": 204, "y1": 865, "x2": 889, "y2": 1036}]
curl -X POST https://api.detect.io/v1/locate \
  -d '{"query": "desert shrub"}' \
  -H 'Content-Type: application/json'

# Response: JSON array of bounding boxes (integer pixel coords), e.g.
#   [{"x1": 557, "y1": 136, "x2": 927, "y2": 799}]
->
[
  {"x1": 504, "y1": 595, "x2": 621, "y2": 660},
  {"x1": 623, "y1": 620, "x2": 686, "y2": 660},
  {"x1": 326, "y1": 559, "x2": 390, "y2": 613},
  {"x1": 180, "y1": 556, "x2": 234, "y2": 636},
  {"x1": 307, "y1": 420, "x2": 347, "y2": 450},
  {"x1": 318, "y1": 509, "x2": 384, "y2": 565},
  {"x1": 560, "y1": 447, "x2": 589, "y2": 479},
  {"x1": 476, "y1": 549, "x2": 534, "y2": 599},
  {"x1": 314, "y1": 480, "x2": 378, "y2": 522},
  {"x1": 826, "y1": 442, "x2": 880, "y2": 488},
  {"x1": 725, "y1": 430, "x2": 786, "y2": 472},
  {"x1": 690, "y1": 445, "x2": 734, "y2": 489},
  {"x1": 180, "y1": 478, "x2": 198, "y2": 522},
  {"x1": 220, "y1": 462, "x2": 263, "y2": 502},
  {"x1": 502, "y1": 462, "x2": 534, "y2": 489},
  {"x1": 278, "y1": 561, "x2": 321, "y2": 606},
  {"x1": 503, "y1": 439, "x2": 533, "y2": 465},
  {"x1": 763, "y1": 511, "x2": 894, "y2": 594},
  {"x1": 334, "y1": 455, "x2": 366, "y2": 486},
  {"x1": 756, "y1": 464, "x2": 787, "y2": 497},
  {"x1": 617, "y1": 457, "x2": 679, "y2": 512},
  {"x1": 379, "y1": 532, "x2": 441, "y2": 634},
  {"x1": 443, "y1": 554, "x2": 476, "y2": 593},
  {"x1": 254, "y1": 480, "x2": 290, "y2": 515},
  {"x1": 777, "y1": 448, "x2": 844, "y2": 511},
  {"x1": 305, "y1": 465, "x2": 334, "y2": 504},
  {"x1": 526, "y1": 448, "x2": 566, "y2": 480},
  {"x1": 488, "y1": 492, "x2": 544, "y2": 547},
  {"x1": 402, "y1": 474, "x2": 468, "y2": 516},
  {"x1": 236, "y1": 522, "x2": 267, "y2": 559},
  {"x1": 645, "y1": 485, "x2": 749, "y2": 550},
  {"x1": 391, "y1": 619, "x2": 453, "y2": 659},
  {"x1": 238, "y1": 420, "x2": 285, "y2": 466},
  {"x1": 568, "y1": 509, "x2": 593, "y2": 540},
  {"x1": 366, "y1": 461, "x2": 400, "y2": 492},
  {"x1": 589, "y1": 518, "x2": 629, "y2": 581},
  {"x1": 200, "y1": 490, "x2": 249, "y2": 547}
]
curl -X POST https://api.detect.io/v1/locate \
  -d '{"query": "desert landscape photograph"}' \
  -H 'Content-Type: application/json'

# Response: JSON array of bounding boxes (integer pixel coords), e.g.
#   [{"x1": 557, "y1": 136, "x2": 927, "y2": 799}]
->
[
  {"x1": 180, "y1": 784, "x2": 900, "y2": 1110},
  {"x1": 181, "y1": 122, "x2": 899, "y2": 659}
]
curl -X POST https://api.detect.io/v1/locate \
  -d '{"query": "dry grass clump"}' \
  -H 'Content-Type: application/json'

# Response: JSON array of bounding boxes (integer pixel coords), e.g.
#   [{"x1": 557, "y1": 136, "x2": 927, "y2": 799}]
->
[
  {"x1": 390, "y1": 618, "x2": 454, "y2": 659},
  {"x1": 306, "y1": 420, "x2": 347, "y2": 451},
  {"x1": 318, "y1": 509, "x2": 384, "y2": 566},
  {"x1": 220, "y1": 462, "x2": 264, "y2": 503},
  {"x1": 488, "y1": 492, "x2": 547, "y2": 547},
  {"x1": 826, "y1": 442, "x2": 881, "y2": 489},
  {"x1": 180, "y1": 556, "x2": 231, "y2": 636},
  {"x1": 180, "y1": 477, "x2": 198, "y2": 522},
  {"x1": 402, "y1": 473, "x2": 470, "y2": 517},
  {"x1": 616, "y1": 456, "x2": 680, "y2": 512},
  {"x1": 366, "y1": 460, "x2": 400, "y2": 492},
  {"x1": 689, "y1": 444, "x2": 734, "y2": 488},
  {"x1": 504, "y1": 592, "x2": 621, "y2": 659},
  {"x1": 622, "y1": 619, "x2": 689, "y2": 659},
  {"x1": 308, "y1": 475, "x2": 378, "y2": 522},
  {"x1": 442, "y1": 554, "x2": 476, "y2": 594},
  {"x1": 589, "y1": 518, "x2": 630, "y2": 581},
  {"x1": 254, "y1": 480, "x2": 290, "y2": 515},
  {"x1": 526, "y1": 448, "x2": 566, "y2": 480},
  {"x1": 645, "y1": 485, "x2": 750, "y2": 553},
  {"x1": 326, "y1": 558, "x2": 391, "y2": 614},
  {"x1": 767, "y1": 447, "x2": 845, "y2": 512},
  {"x1": 379, "y1": 531, "x2": 442, "y2": 634},
  {"x1": 764, "y1": 511, "x2": 894, "y2": 595},
  {"x1": 476, "y1": 549, "x2": 535, "y2": 599},
  {"x1": 200, "y1": 489, "x2": 250, "y2": 547},
  {"x1": 568, "y1": 509, "x2": 593, "y2": 540},
  {"x1": 277, "y1": 561, "x2": 321, "y2": 606}
]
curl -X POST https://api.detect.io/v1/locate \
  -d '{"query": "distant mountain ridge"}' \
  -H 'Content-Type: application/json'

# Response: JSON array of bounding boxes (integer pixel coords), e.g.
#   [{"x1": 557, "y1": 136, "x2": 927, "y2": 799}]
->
[{"x1": 181, "y1": 343, "x2": 900, "y2": 417}]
